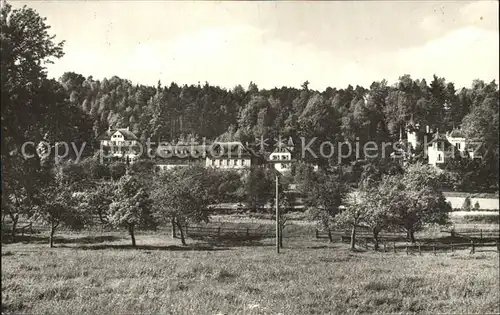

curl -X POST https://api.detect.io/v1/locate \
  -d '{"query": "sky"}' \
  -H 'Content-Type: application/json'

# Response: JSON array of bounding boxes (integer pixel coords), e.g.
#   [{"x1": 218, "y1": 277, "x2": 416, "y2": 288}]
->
[{"x1": 10, "y1": 0, "x2": 500, "y2": 90}]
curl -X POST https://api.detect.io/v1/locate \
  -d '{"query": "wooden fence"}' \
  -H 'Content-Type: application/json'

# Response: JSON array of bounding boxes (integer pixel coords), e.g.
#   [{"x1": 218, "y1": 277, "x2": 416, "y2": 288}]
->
[
  {"x1": 315, "y1": 229, "x2": 406, "y2": 242},
  {"x1": 180, "y1": 224, "x2": 275, "y2": 238},
  {"x1": 1, "y1": 222, "x2": 35, "y2": 236},
  {"x1": 354, "y1": 238, "x2": 499, "y2": 254},
  {"x1": 442, "y1": 229, "x2": 500, "y2": 240}
]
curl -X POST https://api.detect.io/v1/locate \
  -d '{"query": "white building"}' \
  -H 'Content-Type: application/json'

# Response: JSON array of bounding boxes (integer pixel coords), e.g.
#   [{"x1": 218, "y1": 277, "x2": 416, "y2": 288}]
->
[
  {"x1": 268, "y1": 146, "x2": 292, "y2": 173},
  {"x1": 154, "y1": 143, "x2": 206, "y2": 172},
  {"x1": 205, "y1": 142, "x2": 253, "y2": 170},
  {"x1": 427, "y1": 133, "x2": 453, "y2": 166},
  {"x1": 98, "y1": 127, "x2": 140, "y2": 163},
  {"x1": 446, "y1": 128, "x2": 466, "y2": 153}
]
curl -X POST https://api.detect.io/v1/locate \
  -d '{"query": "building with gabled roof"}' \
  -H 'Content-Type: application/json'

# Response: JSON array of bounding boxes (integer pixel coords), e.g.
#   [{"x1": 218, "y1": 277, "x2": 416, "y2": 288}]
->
[
  {"x1": 427, "y1": 131, "x2": 453, "y2": 166},
  {"x1": 205, "y1": 141, "x2": 255, "y2": 170},
  {"x1": 98, "y1": 127, "x2": 140, "y2": 163},
  {"x1": 268, "y1": 145, "x2": 293, "y2": 173},
  {"x1": 154, "y1": 142, "x2": 207, "y2": 172}
]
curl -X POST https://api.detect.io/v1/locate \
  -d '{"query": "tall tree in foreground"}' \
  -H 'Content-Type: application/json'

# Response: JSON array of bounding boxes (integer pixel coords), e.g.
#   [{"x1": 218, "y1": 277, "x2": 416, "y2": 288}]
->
[
  {"x1": 387, "y1": 163, "x2": 452, "y2": 242},
  {"x1": 303, "y1": 169, "x2": 348, "y2": 242},
  {"x1": 108, "y1": 174, "x2": 156, "y2": 247},
  {"x1": 335, "y1": 191, "x2": 366, "y2": 250},
  {"x1": 34, "y1": 166, "x2": 88, "y2": 247},
  {"x1": 151, "y1": 167, "x2": 211, "y2": 245},
  {"x1": 243, "y1": 167, "x2": 275, "y2": 212}
]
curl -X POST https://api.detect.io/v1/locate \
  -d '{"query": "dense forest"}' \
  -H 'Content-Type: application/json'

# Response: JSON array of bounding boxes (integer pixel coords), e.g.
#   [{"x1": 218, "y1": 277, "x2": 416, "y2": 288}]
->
[{"x1": 59, "y1": 72, "x2": 499, "y2": 156}]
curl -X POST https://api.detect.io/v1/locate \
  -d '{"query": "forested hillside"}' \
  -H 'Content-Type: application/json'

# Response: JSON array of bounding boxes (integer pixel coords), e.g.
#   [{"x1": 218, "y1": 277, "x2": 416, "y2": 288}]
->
[{"x1": 59, "y1": 72, "x2": 498, "y2": 154}]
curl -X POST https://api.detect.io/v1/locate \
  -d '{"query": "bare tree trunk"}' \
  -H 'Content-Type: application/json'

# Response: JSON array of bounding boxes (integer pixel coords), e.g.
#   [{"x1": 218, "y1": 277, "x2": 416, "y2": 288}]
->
[
  {"x1": 279, "y1": 225, "x2": 284, "y2": 248},
  {"x1": 350, "y1": 225, "x2": 356, "y2": 250},
  {"x1": 176, "y1": 220, "x2": 186, "y2": 246},
  {"x1": 373, "y1": 229, "x2": 380, "y2": 250},
  {"x1": 171, "y1": 217, "x2": 177, "y2": 238},
  {"x1": 409, "y1": 230, "x2": 416, "y2": 243},
  {"x1": 10, "y1": 213, "x2": 18, "y2": 242},
  {"x1": 327, "y1": 228, "x2": 333, "y2": 243},
  {"x1": 49, "y1": 220, "x2": 58, "y2": 248},
  {"x1": 128, "y1": 224, "x2": 136, "y2": 247}
]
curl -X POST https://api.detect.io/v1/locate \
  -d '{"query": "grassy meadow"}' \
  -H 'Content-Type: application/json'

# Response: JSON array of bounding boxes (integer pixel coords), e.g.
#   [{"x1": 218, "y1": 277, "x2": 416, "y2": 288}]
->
[{"x1": 2, "y1": 223, "x2": 499, "y2": 315}]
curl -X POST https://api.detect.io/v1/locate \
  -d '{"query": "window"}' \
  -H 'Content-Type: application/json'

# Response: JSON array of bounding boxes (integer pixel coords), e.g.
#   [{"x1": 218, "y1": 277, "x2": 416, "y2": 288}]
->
[
  {"x1": 438, "y1": 154, "x2": 441, "y2": 161},
  {"x1": 272, "y1": 156, "x2": 277, "y2": 160},
  {"x1": 457, "y1": 143, "x2": 461, "y2": 150}
]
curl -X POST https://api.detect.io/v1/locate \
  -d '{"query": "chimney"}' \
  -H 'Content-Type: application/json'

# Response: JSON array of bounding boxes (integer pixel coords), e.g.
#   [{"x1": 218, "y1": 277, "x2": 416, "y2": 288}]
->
[{"x1": 426, "y1": 125, "x2": 430, "y2": 133}]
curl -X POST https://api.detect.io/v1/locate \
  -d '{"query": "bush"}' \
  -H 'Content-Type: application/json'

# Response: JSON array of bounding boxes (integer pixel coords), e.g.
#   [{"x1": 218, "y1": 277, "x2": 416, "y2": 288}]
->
[
  {"x1": 81, "y1": 158, "x2": 110, "y2": 180},
  {"x1": 473, "y1": 201, "x2": 480, "y2": 210},
  {"x1": 130, "y1": 160, "x2": 155, "y2": 174},
  {"x1": 462, "y1": 196, "x2": 472, "y2": 212},
  {"x1": 109, "y1": 162, "x2": 127, "y2": 180}
]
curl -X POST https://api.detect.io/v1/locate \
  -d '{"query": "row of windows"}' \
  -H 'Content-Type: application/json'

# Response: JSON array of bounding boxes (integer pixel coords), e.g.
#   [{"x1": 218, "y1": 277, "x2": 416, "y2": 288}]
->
[
  {"x1": 103, "y1": 140, "x2": 136, "y2": 146},
  {"x1": 271, "y1": 155, "x2": 291, "y2": 160},
  {"x1": 210, "y1": 159, "x2": 249, "y2": 166}
]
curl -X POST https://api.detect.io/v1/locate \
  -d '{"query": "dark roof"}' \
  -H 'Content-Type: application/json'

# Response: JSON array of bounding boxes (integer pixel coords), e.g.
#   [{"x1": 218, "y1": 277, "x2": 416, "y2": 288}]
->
[
  {"x1": 271, "y1": 146, "x2": 293, "y2": 154},
  {"x1": 98, "y1": 128, "x2": 139, "y2": 141},
  {"x1": 428, "y1": 133, "x2": 453, "y2": 149},
  {"x1": 207, "y1": 142, "x2": 253, "y2": 159},
  {"x1": 155, "y1": 144, "x2": 208, "y2": 159},
  {"x1": 448, "y1": 128, "x2": 465, "y2": 138}
]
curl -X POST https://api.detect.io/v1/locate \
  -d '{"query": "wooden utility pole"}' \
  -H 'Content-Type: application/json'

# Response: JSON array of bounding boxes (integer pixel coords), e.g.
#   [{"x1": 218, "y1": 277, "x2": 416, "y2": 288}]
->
[{"x1": 276, "y1": 174, "x2": 280, "y2": 254}]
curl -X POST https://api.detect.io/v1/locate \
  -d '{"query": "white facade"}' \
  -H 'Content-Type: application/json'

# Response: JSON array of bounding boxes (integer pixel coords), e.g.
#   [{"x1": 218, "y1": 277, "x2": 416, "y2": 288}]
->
[
  {"x1": 205, "y1": 157, "x2": 251, "y2": 169},
  {"x1": 269, "y1": 149, "x2": 292, "y2": 173},
  {"x1": 99, "y1": 127, "x2": 140, "y2": 164},
  {"x1": 427, "y1": 141, "x2": 448, "y2": 166},
  {"x1": 407, "y1": 130, "x2": 418, "y2": 150},
  {"x1": 101, "y1": 131, "x2": 138, "y2": 147}
]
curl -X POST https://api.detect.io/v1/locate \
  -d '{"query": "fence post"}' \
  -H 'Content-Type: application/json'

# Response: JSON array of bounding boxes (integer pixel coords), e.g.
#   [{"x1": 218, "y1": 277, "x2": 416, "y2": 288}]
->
[
  {"x1": 315, "y1": 229, "x2": 319, "y2": 239},
  {"x1": 246, "y1": 228, "x2": 250, "y2": 237},
  {"x1": 383, "y1": 241, "x2": 386, "y2": 253},
  {"x1": 470, "y1": 240, "x2": 475, "y2": 254},
  {"x1": 29, "y1": 222, "x2": 33, "y2": 234},
  {"x1": 185, "y1": 224, "x2": 189, "y2": 236},
  {"x1": 406, "y1": 245, "x2": 409, "y2": 255},
  {"x1": 217, "y1": 227, "x2": 221, "y2": 237},
  {"x1": 480, "y1": 229, "x2": 482, "y2": 240},
  {"x1": 21, "y1": 226, "x2": 24, "y2": 236},
  {"x1": 496, "y1": 240, "x2": 499, "y2": 253},
  {"x1": 418, "y1": 244, "x2": 421, "y2": 255},
  {"x1": 393, "y1": 242, "x2": 396, "y2": 254},
  {"x1": 451, "y1": 243, "x2": 454, "y2": 253},
  {"x1": 433, "y1": 243, "x2": 436, "y2": 255}
]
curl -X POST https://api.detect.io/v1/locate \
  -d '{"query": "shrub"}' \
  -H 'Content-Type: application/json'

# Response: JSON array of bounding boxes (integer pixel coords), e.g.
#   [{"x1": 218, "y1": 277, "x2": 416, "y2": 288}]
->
[
  {"x1": 462, "y1": 196, "x2": 472, "y2": 212},
  {"x1": 109, "y1": 162, "x2": 127, "y2": 180}
]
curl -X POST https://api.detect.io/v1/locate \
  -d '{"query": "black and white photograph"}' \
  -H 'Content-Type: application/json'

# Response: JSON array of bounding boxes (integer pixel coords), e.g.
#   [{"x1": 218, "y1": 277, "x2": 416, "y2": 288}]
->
[{"x1": 1, "y1": 1, "x2": 499, "y2": 314}]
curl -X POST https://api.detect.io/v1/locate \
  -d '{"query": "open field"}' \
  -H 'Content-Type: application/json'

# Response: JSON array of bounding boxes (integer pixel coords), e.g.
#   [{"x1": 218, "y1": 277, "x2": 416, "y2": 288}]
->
[{"x1": 2, "y1": 228, "x2": 500, "y2": 315}]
